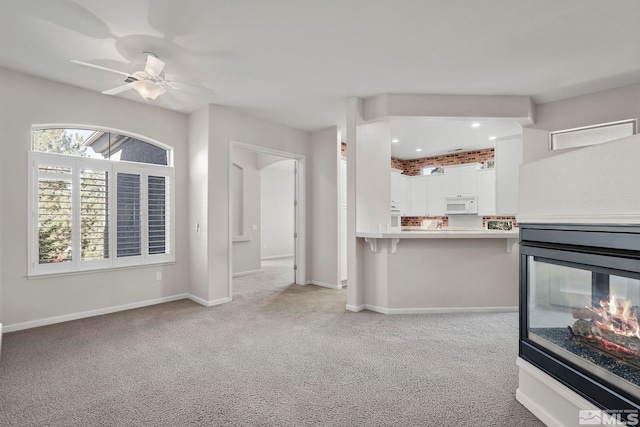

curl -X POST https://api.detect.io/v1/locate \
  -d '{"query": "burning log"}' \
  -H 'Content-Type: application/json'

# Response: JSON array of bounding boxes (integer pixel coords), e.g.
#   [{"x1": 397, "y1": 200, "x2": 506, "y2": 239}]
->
[{"x1": 569, "y1": 318, "x2": 640, "y2": 368}]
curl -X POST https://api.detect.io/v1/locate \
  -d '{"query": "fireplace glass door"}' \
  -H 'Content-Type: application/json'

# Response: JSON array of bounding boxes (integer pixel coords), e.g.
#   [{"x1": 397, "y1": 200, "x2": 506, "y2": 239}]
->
[{"x1": 528, "y1": 256, "x2": 640, "y2": 398}]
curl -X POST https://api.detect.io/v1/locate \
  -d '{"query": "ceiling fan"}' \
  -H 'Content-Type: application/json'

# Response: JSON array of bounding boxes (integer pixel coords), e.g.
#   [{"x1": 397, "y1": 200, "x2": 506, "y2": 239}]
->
[{"x1": 70, "y1": 52, "x2": 211, "y2": 110}]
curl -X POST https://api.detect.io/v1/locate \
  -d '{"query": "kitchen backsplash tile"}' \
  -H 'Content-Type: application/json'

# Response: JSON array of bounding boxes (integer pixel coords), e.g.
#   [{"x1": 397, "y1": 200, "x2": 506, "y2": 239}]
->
[
  {"x1": 402, "y1": 215, "x2": 518, "y2": 228},
  {"x1": 391, "y1": 148, "x2": 494, "y2": 176}
]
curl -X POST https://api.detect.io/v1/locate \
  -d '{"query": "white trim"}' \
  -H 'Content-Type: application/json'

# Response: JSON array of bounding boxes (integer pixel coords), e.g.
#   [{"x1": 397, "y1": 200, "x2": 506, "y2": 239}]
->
[
  {"x1": 229, "y1": 141, "x2": 307, "y2": 303},
  {"x1": 516, "y1": 213, "x2": 640, "y2": 224},
  {"x1": 31, "y1": 123, "x2": 175, "y2": 165},
  {"x1": 232, "y1": 235, "x2": 251, "y2": 242},
  {"x1": 515, "y1": 390, "x2": 564, "y2": 427},
  {"x1": 4, "y1": 294, "x2": 234, "y2": 332},
  {"x1": 346, "y1": 304, "x2": 365, "y2": 312},
  {"x1": 3, "y1": 294, "x2": 190, "y2": 333},
  {"x1": 186, "y1": 295, "x2": 232, "y2": 307},
  {"x1": 359, "y1": 305, "x2": 518, "y2": 315},
  {"x1": 232, "y1": 269, "x2": 262, "y2": 277},
  {"x1": 306, "y1": 280, "x2": 343, "y2": 289},
  {"x1": 516, "y1": 357, "x2": 600, "y2": 427},
  {"x1": 261, "y1": 254, "x2": 294, "y2": 260}
]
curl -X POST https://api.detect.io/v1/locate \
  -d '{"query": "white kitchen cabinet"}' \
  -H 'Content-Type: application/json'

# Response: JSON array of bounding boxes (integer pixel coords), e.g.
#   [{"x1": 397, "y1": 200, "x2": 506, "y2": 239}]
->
[
  {"x1": 400, "y1": 174, "x2": 412, "y2": 216},
  {"x1": 426, "y1": 174, "x2": 445, "y2": 216},
  {"x1": 495, "y1": 137, "x2": 522, "y2": 215},
  {"x1": 410, "y1": 175, "x2": 429, "y2": 216},
  {"x1": 443, "y1": 163, "x2": 480, "y2": 197},
  {"x1": 477, "y1": 169, "x2": 496, "y2": 215},
  {"x1": 390, "y1": 168, "x2": 403, "y2": 209}
]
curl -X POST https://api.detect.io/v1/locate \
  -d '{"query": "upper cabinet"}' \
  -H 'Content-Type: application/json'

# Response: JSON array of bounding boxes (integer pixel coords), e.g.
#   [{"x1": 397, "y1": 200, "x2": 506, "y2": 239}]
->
[
  {"x1": 410, "y1": 175, "x2": 429, "y2": 216},
  {"x1": 391, "y1": 168, "x2": 411, "y2": 214},
  {"x1": 426, "y1": 174, "x2": 445, "y2": 216},
  {"x1": 477, "y1": 169, "x2": 496, "y2": 216},
  {"x1": 443, "y1": 163, "x2": 480, "y2": 197}
]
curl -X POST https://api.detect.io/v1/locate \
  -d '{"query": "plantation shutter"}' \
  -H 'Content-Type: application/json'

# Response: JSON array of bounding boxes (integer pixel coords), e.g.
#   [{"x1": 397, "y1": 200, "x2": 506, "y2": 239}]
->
[
  {"x1": 116, "y1": 172, "x2": 142, "y2": 258},
  {"x1": 30, "y1": 152, "x2": 175, "y2": 276},
  {"x1": 148, "y1": 175, "x2": 169, "y2": 255},
  {"x1": 37, "y1": 165, "x2": 73, "y2": 265},
  {"x1": 80, "y1": 168, "x2": 109, "y2": 261}
]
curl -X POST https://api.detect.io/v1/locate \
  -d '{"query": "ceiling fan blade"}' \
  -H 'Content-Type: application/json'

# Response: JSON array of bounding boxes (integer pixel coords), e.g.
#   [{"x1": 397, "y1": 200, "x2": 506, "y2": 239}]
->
[
  {"x1": 145, "y1": 55, "x2": 165, "y2": 77},
  {"x1": 162, "y1": 91, "x2": 184, "y2": 110},
  {"x1": 70, "y1": 60, "x2": 131, "y2": 78},
  {"x1": 102, "y1": 84, "x2": 133, "y2": 95},
  {"x1": 166, "y1": 80, "x2": 214, "y2": 97}
]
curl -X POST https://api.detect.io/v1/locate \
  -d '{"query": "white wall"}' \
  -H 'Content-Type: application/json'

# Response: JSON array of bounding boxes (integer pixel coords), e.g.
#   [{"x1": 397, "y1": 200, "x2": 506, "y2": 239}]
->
[
  {"x1": 231, "y1": 148, "x2": 261, "y2": 274},
  {"x1": 188, "y1": 107, "x2": 209, "y2": 302},
  {"x1": 0, "y1": 67, "x2": 190, "y2": 328},
  {"x1": 355, "y1": 121, "x2": 392, "y2": 233},
  {"x1": 261, "y1": 161, "x2": 295, "y2": 259},
  {"x1": 309, "y1": 126, "x2": 341, "y2": 287},
  {"x1": 519, "y1": 133, "x2": 640, "y2": 223},
  {"x1": 524, "y1": 82, "x2": 640, "y2": 163}
]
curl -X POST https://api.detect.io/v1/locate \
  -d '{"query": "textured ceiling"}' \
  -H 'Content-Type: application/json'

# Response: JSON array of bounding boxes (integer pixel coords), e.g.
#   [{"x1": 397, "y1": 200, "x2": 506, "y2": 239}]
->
[{"x1": 1, "y1": 0, "x2": 640, "y2": 136}]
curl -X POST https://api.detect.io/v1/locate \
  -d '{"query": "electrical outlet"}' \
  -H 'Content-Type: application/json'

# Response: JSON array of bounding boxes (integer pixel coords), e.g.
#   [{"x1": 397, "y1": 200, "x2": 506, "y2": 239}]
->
[{"x1": 156, "y1": 272, "x2": 162, "y2": 281}]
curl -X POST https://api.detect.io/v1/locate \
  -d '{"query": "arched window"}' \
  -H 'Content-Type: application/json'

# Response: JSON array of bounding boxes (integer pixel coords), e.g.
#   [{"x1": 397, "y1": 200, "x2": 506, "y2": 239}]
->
[{"x1": 29, "y1": 127, "x2": 175, "y2": 276}]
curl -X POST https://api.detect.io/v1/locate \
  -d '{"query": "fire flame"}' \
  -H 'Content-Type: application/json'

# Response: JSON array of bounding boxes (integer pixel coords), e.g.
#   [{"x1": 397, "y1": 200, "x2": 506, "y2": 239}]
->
[{"x1": 589, "y1": 294, "x2": 640, "y2": 339}]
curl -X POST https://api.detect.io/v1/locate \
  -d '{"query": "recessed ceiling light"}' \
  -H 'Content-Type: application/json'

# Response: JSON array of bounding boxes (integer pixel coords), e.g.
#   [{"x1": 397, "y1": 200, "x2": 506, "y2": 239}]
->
[
  {"x1": 391, "y1": 139, "x2": 399, "y2": 143},
  {"x1": 471, "y1": 122, "x2": 480, "y2": 128},
  {"x1": 488, "y1": 136, "x2": 497, "y2": 140},
  {"x1": 416, "y1": 148, "x2": 422, "y2": 152}
]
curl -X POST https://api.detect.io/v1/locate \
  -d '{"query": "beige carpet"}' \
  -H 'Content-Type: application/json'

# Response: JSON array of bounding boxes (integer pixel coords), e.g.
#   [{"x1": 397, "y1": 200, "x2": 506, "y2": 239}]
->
[{"x1": 0, "y1": 258, "x2": 543, "y2": 426}]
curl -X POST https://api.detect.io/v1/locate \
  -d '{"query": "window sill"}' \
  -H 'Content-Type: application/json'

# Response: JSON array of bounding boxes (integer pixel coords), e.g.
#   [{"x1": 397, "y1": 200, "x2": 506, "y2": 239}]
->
[{"x1": 27, "y1": 260, "x2": 176, "y2": 279}]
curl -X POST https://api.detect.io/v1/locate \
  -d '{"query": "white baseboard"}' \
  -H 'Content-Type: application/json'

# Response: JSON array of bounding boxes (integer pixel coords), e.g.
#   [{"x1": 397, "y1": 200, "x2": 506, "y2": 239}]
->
[
  {"x1": 3, "y1": 294, "x2": 235, "y2": 333},
  {"x1": 232, "y1": 269, "x2": 261, "y2": 277},
  {"x1": 386, "y1": 306, "x2": 518, "y2": 314},
  {"x1": 516, "y1": 357, "x2": 600, "y2": 427},
  {"x1": 3, "y1": 294, "x2": 190, "y2": 333},
  {"x1": 187, "y1": 295, "x2": 232, "y2": 307},
  {"x1": 306, "y1": 280, "x2": 343, "y2": 289},
  {"x1": 346, "y1": 304, "x2": 365, "y2": 312},
  {"x1": 261, "y1": 254, "x2": 294, "y2": 260},
  {"x1": 353, "y1": 305, "x2": 518, "y2": 315}
]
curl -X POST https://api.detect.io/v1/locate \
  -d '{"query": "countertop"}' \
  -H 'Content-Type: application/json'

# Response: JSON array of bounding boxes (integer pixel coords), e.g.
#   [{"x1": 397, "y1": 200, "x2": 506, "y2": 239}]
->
[{"x1": 356, "y1": 228, "x2": 519, "y2": 239}]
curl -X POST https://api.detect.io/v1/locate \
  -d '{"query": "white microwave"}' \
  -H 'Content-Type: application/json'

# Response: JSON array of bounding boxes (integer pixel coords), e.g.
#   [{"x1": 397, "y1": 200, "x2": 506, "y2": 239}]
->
[{"x1": 445, "y1": 195, "x2": 477, "y2": 214}]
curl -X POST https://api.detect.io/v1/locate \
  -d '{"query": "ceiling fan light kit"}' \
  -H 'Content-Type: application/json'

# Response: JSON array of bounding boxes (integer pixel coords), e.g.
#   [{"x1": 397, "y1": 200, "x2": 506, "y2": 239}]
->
[
  {"x1": 69, "y1": 52, "x2": 212, "y2": 110},
  {"x1": 131, "y1": 79, "x2": 165, "y2": 100}
]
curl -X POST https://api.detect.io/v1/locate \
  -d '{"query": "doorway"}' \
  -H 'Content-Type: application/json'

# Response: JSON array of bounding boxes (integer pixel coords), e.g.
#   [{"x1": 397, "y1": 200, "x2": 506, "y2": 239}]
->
[
  {"x1": 260, "y1": 159, "x2": 296, "y2": 281},
  {"x1": 228, "y1": 141, "x2": 306, "y2": 300}
]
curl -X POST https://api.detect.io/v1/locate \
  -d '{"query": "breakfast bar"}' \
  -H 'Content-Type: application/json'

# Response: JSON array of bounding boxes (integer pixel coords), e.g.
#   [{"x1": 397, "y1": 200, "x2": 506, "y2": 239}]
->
[{"x1": 353, "y1": 230, "x2": 520, "y2": 314}]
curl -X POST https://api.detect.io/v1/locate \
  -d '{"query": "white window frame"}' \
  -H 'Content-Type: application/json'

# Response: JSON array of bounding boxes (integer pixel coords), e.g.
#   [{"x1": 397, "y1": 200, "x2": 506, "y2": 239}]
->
[
  {"x1": 549, "y1": 119, "x2": 637, "y2": 150},
  {"x1": 28, "y1": 151, "x2": 175, "y2": 277}
]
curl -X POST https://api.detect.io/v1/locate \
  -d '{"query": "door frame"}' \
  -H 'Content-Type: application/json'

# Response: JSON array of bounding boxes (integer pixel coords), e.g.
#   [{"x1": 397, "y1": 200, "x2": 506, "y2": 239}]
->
[{"x1": 228, "y1": 140, "x2": 307, "y2": 299}]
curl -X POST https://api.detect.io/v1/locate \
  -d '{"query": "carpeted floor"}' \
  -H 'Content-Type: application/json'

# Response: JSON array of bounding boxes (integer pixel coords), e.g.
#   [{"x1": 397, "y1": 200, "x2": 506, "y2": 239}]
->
[{"x1": 0, "y1": 258, "x2": 543, "y2": 426}]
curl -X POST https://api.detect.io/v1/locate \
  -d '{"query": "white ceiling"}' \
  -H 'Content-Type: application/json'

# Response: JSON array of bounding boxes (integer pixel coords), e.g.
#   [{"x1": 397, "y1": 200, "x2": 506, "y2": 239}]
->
[
  {"x1": 391, "y1": 119, "x2": 521, "y2": 160},
  {"x1": 1, "y1": 0, "x2": 640, "y2": 142}
]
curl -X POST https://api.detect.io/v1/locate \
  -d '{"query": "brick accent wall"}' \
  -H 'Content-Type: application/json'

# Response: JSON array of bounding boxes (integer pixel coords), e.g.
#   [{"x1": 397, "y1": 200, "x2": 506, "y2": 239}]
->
[
  {"x1": 398, "y1": 148, "x2": 495, "y2": 176},
  {"x1": 401, "y1": 216, "x2": 449, "y2": 227},
  {"x1": 391, "y1": 157, "x2": 404, "y2": 170}
]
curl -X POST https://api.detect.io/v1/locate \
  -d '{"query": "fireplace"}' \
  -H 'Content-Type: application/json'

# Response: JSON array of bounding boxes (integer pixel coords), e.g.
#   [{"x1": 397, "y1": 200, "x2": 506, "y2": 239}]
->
[{"x1": 520, "y1": 223, "x2": 640, "y2": 422}]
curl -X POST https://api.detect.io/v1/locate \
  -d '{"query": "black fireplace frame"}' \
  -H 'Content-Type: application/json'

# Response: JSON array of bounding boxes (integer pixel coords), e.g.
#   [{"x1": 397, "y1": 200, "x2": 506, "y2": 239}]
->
[{"x1": 519, "y1": 223, "x2": 640, "y2": 418}]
